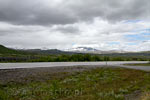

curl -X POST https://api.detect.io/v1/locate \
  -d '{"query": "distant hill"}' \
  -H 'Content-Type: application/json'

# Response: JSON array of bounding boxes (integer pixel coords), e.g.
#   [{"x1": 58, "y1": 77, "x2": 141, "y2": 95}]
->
[
  {"x1": 66, "y1": 47, "x2": 127, "y2": 54},
  {"x1": 0, "y1": 44, "x2": 150, "y2": 57},
  {"x1": 0, "y1": 44, "x2": 78, "y2": 55},
  {"x1": 67, "y1": 47, "x2": 99, "y2": 52},
  {"x1": 0, "y1": 45, "x2": 24, "y2": 55},
  {"x1": 66, "y1": 46, "x2": 150, "y2": 58},
  {"x1": 22, "y1": 49, "x2": 77, "y2": 55},
  {"x1": 101, "y1": 52, "x2": 150, "y2": 57}
]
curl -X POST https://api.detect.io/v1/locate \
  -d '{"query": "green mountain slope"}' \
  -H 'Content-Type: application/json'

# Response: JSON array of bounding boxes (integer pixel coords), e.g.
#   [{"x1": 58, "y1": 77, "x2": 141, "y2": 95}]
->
[
  {"x1": 23, "y1": 49, "x2": 77, "y2": 55},
  {"x1": 0, "y1": 45, "x2": 26, "y2": 55},
  {"x1": 0, "y1": 45, "x2": 76, "y2": 55}
]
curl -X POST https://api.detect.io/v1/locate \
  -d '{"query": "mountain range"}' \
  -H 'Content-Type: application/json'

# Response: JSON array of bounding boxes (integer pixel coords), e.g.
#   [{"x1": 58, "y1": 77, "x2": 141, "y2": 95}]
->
[
  {"x1": 0, "y1": 45, "x2": 26, "y2": 55},
  {"x1": 0, "y1": 44, "x2": 150, "y2": 57},
  {"x1": 0, "y1": 45, "x2": 77, "y2": 55},
  {"x1": 66, "y1": 47, "x2": 127, "y2": 54}
]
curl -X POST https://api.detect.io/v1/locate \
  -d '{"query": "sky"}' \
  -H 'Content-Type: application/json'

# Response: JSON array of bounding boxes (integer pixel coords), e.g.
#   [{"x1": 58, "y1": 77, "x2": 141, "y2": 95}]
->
[{"x1": 0, "y1": 0, "x2": 150, "y2": 51}]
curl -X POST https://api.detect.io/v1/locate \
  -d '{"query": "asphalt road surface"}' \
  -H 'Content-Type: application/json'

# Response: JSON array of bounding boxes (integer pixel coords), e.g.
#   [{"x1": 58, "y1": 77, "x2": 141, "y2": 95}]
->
[{"x1": 0, "y1": 61, "x2": 149, "y2": 71}]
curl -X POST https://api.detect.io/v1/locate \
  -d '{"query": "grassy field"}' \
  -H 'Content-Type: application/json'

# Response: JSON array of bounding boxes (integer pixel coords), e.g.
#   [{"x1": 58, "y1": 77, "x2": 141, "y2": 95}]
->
[
  {"x1": 125, "y1": 63, "x2": 150, "y2": 66},
  {"x1": 0, "y1": 67, "x2": 150, "y2": 100}
]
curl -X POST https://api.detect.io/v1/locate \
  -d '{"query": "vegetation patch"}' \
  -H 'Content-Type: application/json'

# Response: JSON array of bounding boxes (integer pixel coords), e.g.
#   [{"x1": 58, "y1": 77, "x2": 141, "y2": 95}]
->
[
  {"x1": 125, "y1": 63, "x2": 150, "y2": 66},
  {"x1": 0, "y1": 67, "x2": 150, "y2": 100}
]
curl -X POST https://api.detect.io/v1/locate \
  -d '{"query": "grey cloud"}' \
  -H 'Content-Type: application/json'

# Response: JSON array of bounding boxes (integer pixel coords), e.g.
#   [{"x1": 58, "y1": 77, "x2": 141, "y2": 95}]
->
[
  {"x1": 52, "y1": 25, "x2": 79, "y2": 34},
  {"x1": 0, "y1": 0, "x2": 149, "y2": 26},
  {"x1": 68, "y1": 0, "x2": 150, "y2": 22},
  {"x1": 0, "y1": 0, "x2": 150, "y2": 51},
  {"x1": 0, "y1": 24, "x2": 45, "y2": 36},
  {"x1": 105, "y1": 0, "x2": 150, "y2": 22},
  {"x1": 0, "y1": 0, "x2": 77, "y2": 25}
]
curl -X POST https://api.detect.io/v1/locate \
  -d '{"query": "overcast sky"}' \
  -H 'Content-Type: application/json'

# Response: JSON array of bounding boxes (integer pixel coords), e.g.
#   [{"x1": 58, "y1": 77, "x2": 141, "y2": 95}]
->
[{"x1": 0, "y1": 0, "x2": 150, "y2": 51}]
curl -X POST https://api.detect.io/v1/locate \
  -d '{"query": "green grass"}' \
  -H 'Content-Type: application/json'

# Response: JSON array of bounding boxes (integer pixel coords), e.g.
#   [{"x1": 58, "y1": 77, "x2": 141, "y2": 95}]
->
[
  {"x1": 1, "y1": 67, "x2": 150, "y2": 100},
  {"x1": 125, "y1": 63, "x2": 150, "y2": 66}
]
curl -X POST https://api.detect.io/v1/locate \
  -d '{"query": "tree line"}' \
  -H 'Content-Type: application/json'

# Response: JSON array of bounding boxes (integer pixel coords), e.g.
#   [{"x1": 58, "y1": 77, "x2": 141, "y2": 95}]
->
[
  {"x1": 0, "y1": 54, "x2": 149, "y2": 62},
  {"x1": 29, "y1": 54, "x2": 149, "y2": 62}
]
